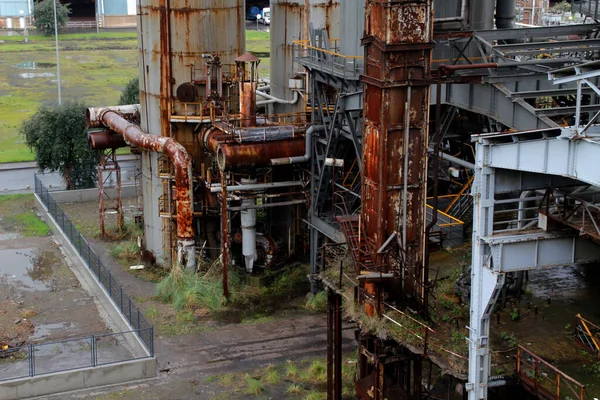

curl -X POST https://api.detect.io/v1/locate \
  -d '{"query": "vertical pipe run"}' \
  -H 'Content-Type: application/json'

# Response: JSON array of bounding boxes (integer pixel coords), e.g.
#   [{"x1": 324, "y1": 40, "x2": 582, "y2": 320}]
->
[
  {"x1": 327, "y1": 288, "x2": 334, "y2": 400},
  {"x1": 402, "y1": 86, "x2": 411, "y2": 290},
  {"x1": 221, "y1": 171, "x2": 229, "y2": 299},
  {"x1": 241, "y1": 178, "x2": 257, "y2": 273},
  {"x1": 334, "y1": 292, "x2": 342, "y2": 399}
]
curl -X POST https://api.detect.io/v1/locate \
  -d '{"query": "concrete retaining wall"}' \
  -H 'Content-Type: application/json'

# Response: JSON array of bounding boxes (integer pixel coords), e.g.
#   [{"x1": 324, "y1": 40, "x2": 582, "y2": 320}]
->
[
  {"x1": 0, "y1": 358, "x2": 156, "y2": 400},
  {"x1": 50, "y1": 185, "x2": 138, "y2": 204}
]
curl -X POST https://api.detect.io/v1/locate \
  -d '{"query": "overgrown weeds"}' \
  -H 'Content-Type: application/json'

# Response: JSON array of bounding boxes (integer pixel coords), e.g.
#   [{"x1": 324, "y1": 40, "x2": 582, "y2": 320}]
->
[{"x1": 305, "y1": 290, "x2": 327, "y2": 312}]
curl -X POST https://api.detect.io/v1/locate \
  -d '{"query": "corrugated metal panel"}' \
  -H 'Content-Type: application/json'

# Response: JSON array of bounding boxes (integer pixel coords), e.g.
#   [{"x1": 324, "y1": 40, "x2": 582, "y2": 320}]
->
[
  {"x1": 433, "y1": 0, "x2": 461, "y2": 19},
  {"x1": 0, "y1": 0, "x2": 30, "y2": 17},
  {"x1": 137, "y1": 0, "x2": 245, "y2": 262},
  {"x1": 271, "y1": 0, "x2": 339, "y2": 114},
  {"x1": 340, "y1": 0, "x2": 364, "y2": 56}
]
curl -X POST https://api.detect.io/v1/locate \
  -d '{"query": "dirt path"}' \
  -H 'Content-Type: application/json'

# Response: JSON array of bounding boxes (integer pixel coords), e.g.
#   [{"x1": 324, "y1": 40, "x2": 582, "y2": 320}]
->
[
  {"x1": 87, "y1": 236, "x2": 155, "y2": 300},
  {"x1": 48, "y1": 315, "x2": 356, "y2": 399}
]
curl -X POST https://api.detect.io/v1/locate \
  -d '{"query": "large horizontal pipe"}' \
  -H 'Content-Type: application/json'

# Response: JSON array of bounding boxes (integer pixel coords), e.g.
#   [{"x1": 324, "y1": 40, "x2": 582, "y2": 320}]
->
[
  {"x1": 209, "y1": 180, "x2": 303, "y2": 193},
  {"x1": 86, "y1": 105, "x2": 141, "y2": 128},
  {"x1": 271, "y1": 125, "x2": 325, "y2": 165},
  {"x1": 433, "y1": 150, "x2": 475, "y2": 170},
  {"x1": 89, "y1": 107, "x2": 194, "y2": 268},
  {"x1": 228, "y1": 199, "x2": 306, "y2": 211},
  {"x1": 88, "y1": 129, "x2": 128, "y2": 150},
  {"x1": 204, "y1": 128, "x2": 306, "y2": 171}
]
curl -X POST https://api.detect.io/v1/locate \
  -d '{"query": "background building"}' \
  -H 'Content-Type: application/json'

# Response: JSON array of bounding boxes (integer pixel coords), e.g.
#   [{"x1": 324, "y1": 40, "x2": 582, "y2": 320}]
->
[{"x1": 0, "y1": 0, "x2": 136, "y2": 30}]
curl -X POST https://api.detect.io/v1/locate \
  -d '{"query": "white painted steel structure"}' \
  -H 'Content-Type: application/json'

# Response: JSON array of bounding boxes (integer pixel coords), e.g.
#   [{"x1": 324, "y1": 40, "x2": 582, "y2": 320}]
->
[{"x1": 466, "y1": 65, "x2": 600, "y2": 399}]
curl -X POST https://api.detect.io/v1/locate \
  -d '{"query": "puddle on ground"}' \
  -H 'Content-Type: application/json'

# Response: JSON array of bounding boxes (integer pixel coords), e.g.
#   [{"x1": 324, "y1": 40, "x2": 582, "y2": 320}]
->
[
  {"x1": 0, "y1": 248, "x2": 56, "y2": 291},
  {"x1": 0, "y1": 233, "x2": 22, "y2": 241},
  {"x1": 16, "y1": 72, "x2": 55, "y2": 79},
  {"x1": 30, "y1": 322, "x2": 77, "y2": 341},
  {"x1": 15, "y1": 61, "x2": 56, "y2": 69},
  {"x1": 527, "y1": 264, "x2": 587, "y2": 300}
]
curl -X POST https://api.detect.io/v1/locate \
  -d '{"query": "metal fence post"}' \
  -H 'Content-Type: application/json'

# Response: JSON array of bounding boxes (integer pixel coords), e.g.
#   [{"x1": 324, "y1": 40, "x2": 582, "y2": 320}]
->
[
  {"x1": 150, "y1": 326, "x2": 154, "y2": 357},
  {"x1": 108, "y1": 270, "x2": 112, "y2": 297},
  {"x1": 137, "y1": 308, "x2": 141, "y2": 331},
  {"x1": 88, "y1": 245, "x2": 91, "y2": 267},
  {"x1": 128, "y1": 297, "x2": 132, "y2": 323},
  {"x1": 30, "y1": 344, "x2": 35, "y2": 377},
  {"x1": 120, "y1": 285, "x2": 123, "y2": 312},
  {"x1": 91, "y1": 335, "x2": 96, "y2": 367}
]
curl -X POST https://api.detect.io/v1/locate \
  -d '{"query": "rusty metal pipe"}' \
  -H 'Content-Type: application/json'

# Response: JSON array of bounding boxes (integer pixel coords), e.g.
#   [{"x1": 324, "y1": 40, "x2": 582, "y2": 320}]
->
[
  {"x1": 437, "y1": 63, "x2": 499, "y2": 77},
  {"x1": 86, "y1": 105, "x2": 141, "y2": 128},
  {"x1": 271, "y1": 125, "x2": 325, "y2": 165},
  {"x1": 94, "y1": 109, "x2": 195, "y2": 269},
  {"x1": 88, "y1": 129, "x2": 128, "y2": 150}
]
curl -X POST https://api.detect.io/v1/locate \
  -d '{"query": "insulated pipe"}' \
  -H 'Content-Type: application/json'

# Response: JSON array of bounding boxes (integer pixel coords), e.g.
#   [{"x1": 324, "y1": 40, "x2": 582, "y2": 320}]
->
[
  {"x1": 256, "y1": 90, "x2": 299, "y2": 106},
  {"x1": 86, "y1": 105, "x2": 141, "y2": 128},
  {"x1": 91, "y1": 109, "x2": 195, "y2": 269},
  {"x1": 209, "y1": 180, "x2": 303, "y2": 193},
  {"x1": 241, "y1": 178, "x2": 257, "y2": 273},
  {"x1": 428, "y1": 149, "x2": 475, "y2": 170},
  {"x1": 271, "y1": 125, "x2": 325, "y2": 165},
  {"x1": 496, "y1": 0, "x2": 517, "y2": 29}
]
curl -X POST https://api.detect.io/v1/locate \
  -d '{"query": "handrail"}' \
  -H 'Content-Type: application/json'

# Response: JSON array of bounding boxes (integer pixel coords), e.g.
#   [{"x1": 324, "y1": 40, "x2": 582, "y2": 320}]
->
[
  {"x1": 293, "y1": 40, "x2": 364, "y2": 60},
  {"x1": 517, "y1": 345, "x2": 585, "y2": 400},
  {"x1": 444, "y1": 175, "x2": 474, "y2": 213},
  {"x1": 426, "y1": 204, "x2": 464, "y2": 225}
]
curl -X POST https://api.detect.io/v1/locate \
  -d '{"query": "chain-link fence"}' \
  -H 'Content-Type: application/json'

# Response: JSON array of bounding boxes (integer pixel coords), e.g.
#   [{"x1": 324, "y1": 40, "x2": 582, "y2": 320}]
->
[
  {"x1": 0, "y1": 329, "x2": 152, "y2": 382},
  {"x1": 33, "y1": 174, "x2": 153, "y2": 356}
]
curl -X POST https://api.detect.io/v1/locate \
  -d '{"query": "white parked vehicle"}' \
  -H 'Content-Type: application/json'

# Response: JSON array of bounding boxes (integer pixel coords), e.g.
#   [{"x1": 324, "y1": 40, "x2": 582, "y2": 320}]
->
[{"x1": 258, "y1": 7, "x2": 270, "y2": 25}]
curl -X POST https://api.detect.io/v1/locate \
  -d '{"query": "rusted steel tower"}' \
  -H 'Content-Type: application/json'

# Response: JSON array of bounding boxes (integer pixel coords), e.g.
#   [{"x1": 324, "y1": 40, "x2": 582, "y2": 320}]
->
[
  {"x1": 360, "y1": 0, "x2": 433, "y2": 314},
  {"x1": 354, "y1": 0, "x2": 433, "y2": 398}
]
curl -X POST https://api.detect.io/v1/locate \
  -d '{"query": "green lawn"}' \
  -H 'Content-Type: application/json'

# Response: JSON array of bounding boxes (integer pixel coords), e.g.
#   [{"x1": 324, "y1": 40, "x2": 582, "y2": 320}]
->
[{"x1": 0, "y1": 30, "x2": 270, "y2": 163}]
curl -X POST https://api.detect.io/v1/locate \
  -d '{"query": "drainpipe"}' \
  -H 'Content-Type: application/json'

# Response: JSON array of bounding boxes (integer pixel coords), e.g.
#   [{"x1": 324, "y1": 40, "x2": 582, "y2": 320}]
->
[
  {"x1": 256, "y1": 90, "x2": 299, "y2": 106},
  {"x1": 88, "y1": 108, "x2": 195, "y2": 269},
  {"x1": 270, "y1": 125, "x2": 325, "y2": 165}
]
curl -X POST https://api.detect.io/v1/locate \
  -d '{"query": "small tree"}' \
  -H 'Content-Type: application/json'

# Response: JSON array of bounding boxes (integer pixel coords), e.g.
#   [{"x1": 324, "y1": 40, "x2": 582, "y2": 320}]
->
[
  {"x1": 33, "y1": 0, "x2": 70, "y2": 36},
  {"x1": 119, "y1": 78, "x2": 140, "y2": 105},
  {"x1": 21, "y1": 100, "x2": 99, "y2": 190},
  {"x1": 551, "y1": 1, "x2": 571, "y2": 13}
]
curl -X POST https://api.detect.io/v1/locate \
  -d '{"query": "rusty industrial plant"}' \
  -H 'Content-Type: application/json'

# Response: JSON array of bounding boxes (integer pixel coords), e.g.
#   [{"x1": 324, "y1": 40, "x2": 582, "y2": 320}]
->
[{"x1": 78, "y1": 0, "x2": 600, "y2": 398}]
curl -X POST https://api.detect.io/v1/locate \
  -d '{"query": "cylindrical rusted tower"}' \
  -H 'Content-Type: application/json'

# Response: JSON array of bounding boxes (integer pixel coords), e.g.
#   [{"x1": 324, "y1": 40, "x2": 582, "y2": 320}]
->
[
  {"x1": 270, "y1": 0, "x2": 340, "y2": 114},
  {"x1": 136, "y1": 0, "x2": 245, "y2": 264}
]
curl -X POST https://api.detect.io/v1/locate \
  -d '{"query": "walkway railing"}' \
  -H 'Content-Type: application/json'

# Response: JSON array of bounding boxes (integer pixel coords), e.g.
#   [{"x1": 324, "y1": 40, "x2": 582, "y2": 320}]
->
[
  {"x1": 33, "y1": 174, "x2": 154, "y2": 356},
  {"x1": 0, "y1": 329, "x2": 152, "y2": 382},
  {"x1": 517, "y1": 345, "x2": 585, "y2": 400}
]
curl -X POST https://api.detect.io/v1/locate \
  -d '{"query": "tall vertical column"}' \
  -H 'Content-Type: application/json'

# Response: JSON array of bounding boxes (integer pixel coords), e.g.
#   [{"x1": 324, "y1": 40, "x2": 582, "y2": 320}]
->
[
  {"x1": 361, "y1": 0, "x2": 433, "y2": 308},
  {"x1": 467, "y1": 138, "x2": 505, "y2": 400}
]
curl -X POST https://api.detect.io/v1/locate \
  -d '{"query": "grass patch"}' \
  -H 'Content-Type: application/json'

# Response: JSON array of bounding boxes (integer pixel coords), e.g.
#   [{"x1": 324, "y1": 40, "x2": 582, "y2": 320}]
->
[
  {"x1": 286, "y1": 360, "x2": 300, "y2": 379},
  {"x1": 306, "y1": 360, "x2": 327, "y2": 384},
  {"x1": 0, "y1": 194, "x2": 49, "y2": 236},
  {"x1": 286, "y1": 383, "x2": 304, "y2": 395},
  {"x1": 243, "y1": 374, "x2": 265, "y2": 395},
  {"x1": 157, "y1": 268, "x2": 224, "y2": 312},
  {"x1": 305, "y1": 290, "x2": 327, "y2": 312},
  {"x1": 264, "y1": 369, "x2": 281, "y2": 385}
]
